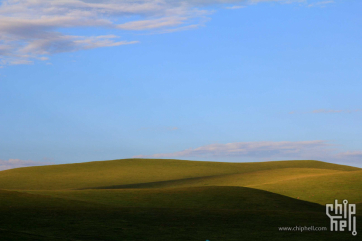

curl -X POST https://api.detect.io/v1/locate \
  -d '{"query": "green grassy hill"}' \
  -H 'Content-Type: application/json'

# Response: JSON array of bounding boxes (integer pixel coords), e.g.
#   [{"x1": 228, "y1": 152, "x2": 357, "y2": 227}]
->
[
  {"x1": 0, "y1": 158, "x2": 358, "y2": 190},
  {"x1": 0, "y1": 159, "x2": 360, "y2": 241},
  {"x1": 89, "y1": 168, "x2": 346, "y2": 189},
  {"x1": 253, "y1": 170, "x2": 362, "y2": 205}
]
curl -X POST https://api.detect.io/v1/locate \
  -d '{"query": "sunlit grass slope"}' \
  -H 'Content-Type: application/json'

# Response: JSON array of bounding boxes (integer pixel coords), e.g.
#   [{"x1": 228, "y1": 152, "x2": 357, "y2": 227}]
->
[
  {"x1": 0, "y1": 159, "x2": 358, "y2": 190},
  {"x1": 252, "y1": 170, "x2": 362, "y2": 205}
]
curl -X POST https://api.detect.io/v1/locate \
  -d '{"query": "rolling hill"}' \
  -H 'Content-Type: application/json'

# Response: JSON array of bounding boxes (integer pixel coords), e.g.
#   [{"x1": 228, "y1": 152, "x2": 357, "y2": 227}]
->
[
  {"x1": 0, "y1": 158, "x2": 360, "y2": 240},
  {"x1": 0, "y1": 158, "x2": 358, "y2": 190}
]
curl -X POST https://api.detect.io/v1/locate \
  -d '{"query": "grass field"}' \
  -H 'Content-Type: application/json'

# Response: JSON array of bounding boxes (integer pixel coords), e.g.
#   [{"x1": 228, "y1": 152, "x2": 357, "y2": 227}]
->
[
  {"x1": 0, "y1": 159, "x2": 358, "y2": 190},
  {"x1": 0, "y1": 159, "x2": 360, "y2": 240}
]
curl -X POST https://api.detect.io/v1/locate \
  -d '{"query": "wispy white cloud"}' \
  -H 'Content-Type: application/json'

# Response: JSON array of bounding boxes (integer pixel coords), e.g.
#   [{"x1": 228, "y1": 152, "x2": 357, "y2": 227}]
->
[
  {"x1": 38, "y1": 56, "x2": 49, "y2": 61},
  {"x1": 308, "y1": 0, "x2": 334, "y2": 8},
  {"x1": 0, "y1": 159, "x2": 50, "y2": 171},
  {"x1": 134, "y1": 140, "x2": 334, "y2": 159},
  {"x1": 117, "y1": 16, "x2": 189, "y2": 30},
  {"x1": 334, "y1": 151, "x2": 362, "y2": 167},
  {"x1": 336, "y1": 151, "x2": 362, "y2": 158},
  {"x1": 0, "y1": 0, "x2": 321, "y2": 66},
  {"x1": 311, "y1": 109, "x2": 362, "y2": 114},
  {"x1": 248, "y1": 0, "x2": 306, "y2": 4},
  {"x1": 225, "y1": 5, "x2": 246, "y2": 9},
  {"x1": 289, "y1": 109, "x2": 362, "y2": 114},
  {"x1": 133, "y1": 140, "x2": 362, "y2": 167}
]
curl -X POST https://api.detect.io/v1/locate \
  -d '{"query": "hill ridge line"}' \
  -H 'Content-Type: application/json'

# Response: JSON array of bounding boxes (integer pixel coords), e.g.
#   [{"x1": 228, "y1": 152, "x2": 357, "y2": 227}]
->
[{"x1": 79, "y1": 168, "x2": 353, "y2": 190}]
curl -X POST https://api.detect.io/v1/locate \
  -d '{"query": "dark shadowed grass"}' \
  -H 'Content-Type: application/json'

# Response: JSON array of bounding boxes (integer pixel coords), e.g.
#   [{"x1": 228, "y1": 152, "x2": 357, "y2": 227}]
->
[
  {"x1": 1, "y1": 188, "x2": 360, "y2": 241},
  {"x1": 28, "y1": 186, "x2": 324, "y2": 212}
]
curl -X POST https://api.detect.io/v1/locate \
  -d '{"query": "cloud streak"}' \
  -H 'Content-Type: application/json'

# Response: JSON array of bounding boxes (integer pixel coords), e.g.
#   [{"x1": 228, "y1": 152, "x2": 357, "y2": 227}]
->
[
  {"x1": 311, "y1": 109, "x2": 362, "y2": 114},
  {"x1": 0, "y1": 0, "x2": 312, "y2": 66},
  {"x1": 0, "y1": 159, "x2": 50, "y2": 171},
  {"x1": 289, "y1": 109, "x2": 362, "y2": 114},
  {"x1": 0, "y1": 0, "x2": 211, "y2": 65},
  {"x1": 134, "y1": 140, "x2": 334, "y2": 159},
  {"x1": 133, "y1": 140, "x2": 362, "y2": 167},
  {"x1": 225, "y1": 6, "x2": 246, "y2": 9},
  {"x1": 308, "y1": 1, "x2": 334, "y2": 8}
]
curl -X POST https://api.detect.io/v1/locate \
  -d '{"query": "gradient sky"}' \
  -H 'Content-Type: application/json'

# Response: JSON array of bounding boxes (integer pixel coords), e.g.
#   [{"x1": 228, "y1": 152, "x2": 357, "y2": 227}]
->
[{"x1": 1, "y1": 0, "x2": 361, "y2": 169}]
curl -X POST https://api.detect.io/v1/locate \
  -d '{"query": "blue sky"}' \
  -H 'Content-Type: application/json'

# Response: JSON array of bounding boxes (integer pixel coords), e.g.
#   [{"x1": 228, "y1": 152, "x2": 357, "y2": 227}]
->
[{"x1": 0, "y1": 0, "x2": 361, "y2": 169}]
